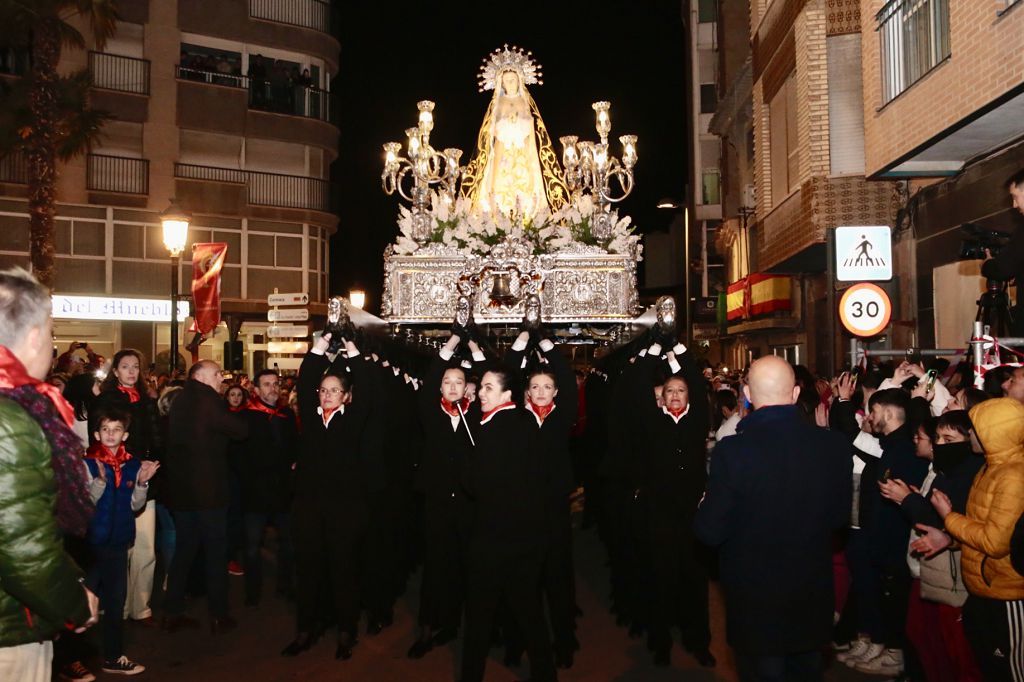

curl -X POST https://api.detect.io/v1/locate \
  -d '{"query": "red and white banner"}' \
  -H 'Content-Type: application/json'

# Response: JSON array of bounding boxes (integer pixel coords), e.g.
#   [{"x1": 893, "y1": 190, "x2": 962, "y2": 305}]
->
[{"x1": 190, "y1": 242, "x2": 228, "y2": 336}]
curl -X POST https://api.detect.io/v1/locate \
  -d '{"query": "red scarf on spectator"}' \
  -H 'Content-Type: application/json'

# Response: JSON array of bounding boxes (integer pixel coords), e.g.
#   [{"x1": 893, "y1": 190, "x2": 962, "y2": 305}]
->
[
  {"x1": 228, "y1": 402, "x2": 245, "y2": 412},
  {"x1": 248, "y1": 397, "x2": 284, "y2": 419},
  {"x1": 527, "y1": 400, "x2": 555, "y2": 423},
  {"x1": 440, "y1": 397, "x2": 469, "y2": 418},
  {"x1": 0, "y1": 346, "x2": 75, "y2": 427},
  {"x1": 117, "y1": 384, "x2": 140, "y2": 404},
  {"x1": 84, "y1": 442, "x2": 132, "y2": 487}
]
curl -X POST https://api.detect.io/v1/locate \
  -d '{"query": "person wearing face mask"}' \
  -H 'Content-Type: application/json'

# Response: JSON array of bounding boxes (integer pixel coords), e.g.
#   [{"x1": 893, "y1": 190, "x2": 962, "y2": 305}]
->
[
  {"x1": 459, "y1": 365, "x2": 556, "y2": 682},
  {"x1": 880, "y1": 411, "x2": 983, "y2": 682},
  {"x1": 505, "y1": 325, "x2": 580, "y2": 669},
  {"x1": 627, "y1": 333, "x2": 713, "y2": 668},
  {"x1": 406, "y1": 331, "x2": 483, "y2": 660},
  {"x1": 94, "y1": 349, "x2": 163, "y2": 626},
  {"x1": 282, "y1": 332, "x2": 381, "y2": 662}
]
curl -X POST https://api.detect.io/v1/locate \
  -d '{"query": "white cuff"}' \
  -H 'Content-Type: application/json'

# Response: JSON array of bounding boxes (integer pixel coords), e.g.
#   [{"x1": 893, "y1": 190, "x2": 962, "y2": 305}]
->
[
  {"x1": 648, "y1": 343, "x2": 662, "y2": 356},
  {"x1": 511, "y1": 334, "x2": 530, "y2": 352},
  {"x1": 672, "y1": 343, "x2": 687, "y2": 355},
  {"x1": 668, "y1": 359, "x2": 681, "y2": 374},
  {"x1": 638, "y1": 349, "x2": 647, "y2": 358},
  {"x1": 311, "y1": 346, "x2": 326, "y2": 356},
  {"x1": 346, "y1": 347, "x2": 360, "y2": 359},
  {"x1": 472, "y1": 351, "x2": 486, "y2": 362},
  {"x1": 539, "y1": 339, "x2": 555, "y2": 353},
  {"x1": 439, "y1": 348, "x2": 455, "y2": 361}
]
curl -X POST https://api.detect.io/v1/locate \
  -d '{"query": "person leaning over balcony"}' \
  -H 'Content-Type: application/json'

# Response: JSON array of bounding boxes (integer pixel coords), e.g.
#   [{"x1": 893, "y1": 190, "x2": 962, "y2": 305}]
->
[
  {"x1": 913, "y1": 397, "x2": 1024, "y2": 682},
  {"x1": 0, "y1": 268, "x2": 99, "y2": 681}
]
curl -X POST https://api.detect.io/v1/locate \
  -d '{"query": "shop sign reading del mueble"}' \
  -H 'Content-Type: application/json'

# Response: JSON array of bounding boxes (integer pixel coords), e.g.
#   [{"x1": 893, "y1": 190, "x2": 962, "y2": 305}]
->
[{"x1": 380, "y1": 46, "x2": 643, "y2": 324}]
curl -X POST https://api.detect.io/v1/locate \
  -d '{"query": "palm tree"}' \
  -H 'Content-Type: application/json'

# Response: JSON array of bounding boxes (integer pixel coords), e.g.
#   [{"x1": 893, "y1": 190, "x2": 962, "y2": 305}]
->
[{"x1": 0, "y1": 0, "x2": 118, "y2": 289}]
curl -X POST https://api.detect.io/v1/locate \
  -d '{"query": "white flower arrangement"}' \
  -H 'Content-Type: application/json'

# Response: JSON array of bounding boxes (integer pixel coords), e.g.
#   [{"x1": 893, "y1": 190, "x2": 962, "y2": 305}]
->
[{"x1": 392, "y1": 192, "x2": 641, "y2": 257}]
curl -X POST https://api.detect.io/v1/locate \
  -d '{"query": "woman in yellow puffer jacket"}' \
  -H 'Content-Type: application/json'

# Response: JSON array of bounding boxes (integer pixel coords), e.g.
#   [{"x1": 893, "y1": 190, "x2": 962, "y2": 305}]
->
[{"x1": 938, "y1": 398, "x2": 1024, "y2": 681}]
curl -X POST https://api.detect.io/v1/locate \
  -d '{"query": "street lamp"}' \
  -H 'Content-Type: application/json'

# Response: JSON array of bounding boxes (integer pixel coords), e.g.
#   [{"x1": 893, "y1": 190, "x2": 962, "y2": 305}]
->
[
  {"x1": 657, "y1": 198, "x2": 690, "y2": 346},
  {"x1": 161, "y1": 199, "x2": 191, "y2": 374},
  {"x1": 349, "y1": 289, "x2": 366, "y2": 310}
]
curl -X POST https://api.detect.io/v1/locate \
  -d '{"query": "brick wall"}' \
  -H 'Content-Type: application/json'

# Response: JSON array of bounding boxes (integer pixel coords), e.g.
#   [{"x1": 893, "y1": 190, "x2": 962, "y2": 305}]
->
[
  {"x1": 861, "y1": 0, "x2": 1024, "y2": 176},
  {"x1": 795, "y1": 3, "x2": 830, "y2": 182}
]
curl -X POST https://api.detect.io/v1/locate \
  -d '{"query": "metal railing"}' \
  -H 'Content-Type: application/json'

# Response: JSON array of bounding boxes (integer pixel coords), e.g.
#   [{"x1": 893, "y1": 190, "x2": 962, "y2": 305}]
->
[
  {"x1": 249, "y1": 0, "x2": 330, "y2": 33},
  {"x1": 87, "y1": 154, "x2": 149, "y2": 194},
  {"x1": 0, "y1": 152, "x2": 28, "y2": 184},
  {"x1": 89, "y1": 51, "x2": 150, "y2": 95},
  {"x1": 876, "y1": 0, "x2": 950, "y2": 104},
  {"x1": 176, "y1": 65, "x2": 336, "y2": 124},
  {"x1": 174, "y1": 163, "x2": 330, "y2": 212}
]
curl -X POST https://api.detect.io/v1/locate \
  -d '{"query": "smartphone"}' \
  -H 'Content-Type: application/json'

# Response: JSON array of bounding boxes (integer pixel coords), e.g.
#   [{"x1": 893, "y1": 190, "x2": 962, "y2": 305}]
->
[
  {"x1": 880, "y1": 468, "x2": 892, "y2": 483},
  {"x1": 925, "y1": 369, "x2": 938, "y2": 391}
]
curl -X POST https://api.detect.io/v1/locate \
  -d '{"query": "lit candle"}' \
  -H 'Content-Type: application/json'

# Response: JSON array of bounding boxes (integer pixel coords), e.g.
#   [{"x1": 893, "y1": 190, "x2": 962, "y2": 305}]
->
[
  {"x1": 560, "y1": 135, "x2": 579, "y2": 168},
  {"x1": 592, "y1": 101, "x2": 611, "y2": 139},
  {"x1": 405, "y1": 128, "x2": 420, "y2": 159},
  {"x1": 417, "y1": 100, "x2": 435, "y2": 134},
  {"x1": 620, "y1": 135, "x2": 637, "y2": 168}
]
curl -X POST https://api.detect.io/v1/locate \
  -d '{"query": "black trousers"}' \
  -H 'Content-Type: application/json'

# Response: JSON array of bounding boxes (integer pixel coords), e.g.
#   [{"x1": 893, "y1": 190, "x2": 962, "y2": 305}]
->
[
  {"x1": 361, "y1": 492, "x2": 399, "y2": 621},
  {"x1": 292, "y1": 498, "x2": 366, "y2": 636},
  {"x1": 164, "y1": 508, "x2": 229, "y2": 618},
  {"x1": 86, "y1": 545, "x2": 129, "y2": 661},
  {"x1": 962, "y1": 594, "x2": 1024, "y2": 682},
  {"x1": 417, "y1": 496, "x2": 468, "y2": 631},
  {"x1": 543, "y1": 512, "x2": 577, "y2": 651},
  {"x1": 461, "y1": 548, "x2": 556, "y2": 682},
  {"x1": 734, "y1": 650, "x2": 823, "y2": 682}
]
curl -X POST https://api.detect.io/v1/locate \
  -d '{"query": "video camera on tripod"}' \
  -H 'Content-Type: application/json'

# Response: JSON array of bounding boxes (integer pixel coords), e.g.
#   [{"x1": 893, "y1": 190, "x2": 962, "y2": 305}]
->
[
  {"x1": 959, "y1": 222, "x2": 1010, "y2": 260},
  {"x1": 958, "y1": 222, "x2": 1015, "y2": 336}
]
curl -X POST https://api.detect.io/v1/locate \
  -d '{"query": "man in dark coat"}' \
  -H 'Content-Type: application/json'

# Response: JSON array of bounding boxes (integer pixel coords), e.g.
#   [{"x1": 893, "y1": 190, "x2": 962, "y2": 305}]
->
[
  {"x1": 695, "y1": 355, "x2": 852, "y2": 682},
  {"x1": 238, "y1": 369, "x2": 297, "y2": 605},
  {"x1": 162, "y1": 360, "x2": 248, "y2": 632}
]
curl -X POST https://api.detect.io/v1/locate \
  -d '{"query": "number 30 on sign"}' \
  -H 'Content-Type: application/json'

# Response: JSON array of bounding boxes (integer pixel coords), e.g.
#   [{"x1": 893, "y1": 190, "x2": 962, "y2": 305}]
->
[{"x1": 839, "y1": 283, "x2": 892, "y2": 337}]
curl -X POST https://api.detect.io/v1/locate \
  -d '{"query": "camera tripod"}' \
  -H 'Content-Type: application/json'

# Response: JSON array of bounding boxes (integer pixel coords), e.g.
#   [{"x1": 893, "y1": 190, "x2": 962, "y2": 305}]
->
[{"x1": 976, "y1": 278, "x2": 1014, "y2": 337}]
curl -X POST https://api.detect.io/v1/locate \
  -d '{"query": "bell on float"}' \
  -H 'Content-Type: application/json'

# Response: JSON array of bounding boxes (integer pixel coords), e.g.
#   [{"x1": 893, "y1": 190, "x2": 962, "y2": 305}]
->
[{"x1": 488, "y1": 272, "x2": 517, "y2": 307}]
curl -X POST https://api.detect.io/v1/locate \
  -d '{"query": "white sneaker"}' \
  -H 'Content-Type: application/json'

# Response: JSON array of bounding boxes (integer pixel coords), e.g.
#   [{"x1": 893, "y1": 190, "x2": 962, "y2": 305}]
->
[
  {"x1": 855, "y1": 648, "x2": 904, "y2": 676},
  {"x1": 845, "y1": 642, "x2": 885, "y2": 667},
  {"x1": 835, "y1": 637, "x2": 871, "y2": 662},
  {"x1": 101, "y1": 656, "x2": 145, "y2": 676}
]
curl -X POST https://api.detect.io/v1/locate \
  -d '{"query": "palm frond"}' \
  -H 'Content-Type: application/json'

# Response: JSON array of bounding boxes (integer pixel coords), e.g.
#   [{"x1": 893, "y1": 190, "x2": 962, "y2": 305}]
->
[
  {"x1": 73, "y1": 0, "x2": 120, "y2": 50},
  {"x1": 53, "y1": 68, "x2": 110, "y2": 160}
]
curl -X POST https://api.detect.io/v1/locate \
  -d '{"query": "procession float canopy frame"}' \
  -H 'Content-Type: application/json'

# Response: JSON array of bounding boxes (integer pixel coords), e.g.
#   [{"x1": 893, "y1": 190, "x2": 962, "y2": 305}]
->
[{"x1": 380, "y1": 46, "x2": 644, "y2": 332}]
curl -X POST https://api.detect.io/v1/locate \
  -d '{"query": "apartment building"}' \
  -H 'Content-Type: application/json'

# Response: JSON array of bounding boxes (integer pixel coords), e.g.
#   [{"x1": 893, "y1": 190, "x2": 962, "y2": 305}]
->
[
  {"x1": 860, "y1": 0, "x2": 1024, "y2": 349},
  {"x1": 0, "y1": 0, "x2": 338, "y2": 372}
]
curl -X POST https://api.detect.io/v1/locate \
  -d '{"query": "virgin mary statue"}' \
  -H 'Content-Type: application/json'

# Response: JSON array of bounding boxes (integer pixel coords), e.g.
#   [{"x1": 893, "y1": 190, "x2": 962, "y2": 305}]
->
[{"x1": 461, "y1": 46, "x2": 569, "y2": 219}]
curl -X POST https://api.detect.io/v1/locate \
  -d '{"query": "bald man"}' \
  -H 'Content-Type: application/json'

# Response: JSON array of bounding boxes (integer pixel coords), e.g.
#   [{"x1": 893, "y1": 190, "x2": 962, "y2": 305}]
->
[
  {"x1": 695, "y1": 356, "x2": 852, "y2": 682},
  {"x1": 163, "y1": 360, "x2": 248, "y2": 632}
]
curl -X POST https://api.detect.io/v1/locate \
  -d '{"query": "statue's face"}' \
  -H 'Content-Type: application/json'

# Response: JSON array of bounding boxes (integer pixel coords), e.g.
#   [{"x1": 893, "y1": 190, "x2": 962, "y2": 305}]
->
[{"x1": 501, "y1": 70, "x2": 520, "y2": 96}]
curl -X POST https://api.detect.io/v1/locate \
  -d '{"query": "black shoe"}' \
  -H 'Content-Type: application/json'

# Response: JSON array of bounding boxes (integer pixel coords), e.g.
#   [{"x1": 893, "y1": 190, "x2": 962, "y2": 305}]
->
[
  {"x1": 407, "y1": 637, "x2": 434, "y2": 659},
  {"x1": 432, "y1": 627, "x2": 457, "y2": 646},
  {"x1": 653, "y1": 648, "x2": 670, "y2": 667},
  {"x1": 281, "y1": 631, "x2": 318, "y2": 657},
  {"x1": 335, "y1": 632, "x2": 356, "y2": 660},
  {"x1": 691, "y1": 647, "x2": 716, "y2": 668},
  {"x1": 210, "y1": 615, "x2": 237, "y2": 634},
  {"x1": 366, "y1": 620, "x2": 383, "y2": 636}
]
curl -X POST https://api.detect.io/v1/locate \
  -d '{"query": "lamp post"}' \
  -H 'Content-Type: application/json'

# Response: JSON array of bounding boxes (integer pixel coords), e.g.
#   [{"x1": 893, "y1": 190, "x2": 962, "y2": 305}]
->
[
  {"x1": 348, "y1": 289, "x2": 366, "y2": 310},
  {"x1": 161, "y1": 199, "x2": 191, "y2": 374},
  {"x1": 657, "y1": 198, "x2": 690, "y2": 346}
]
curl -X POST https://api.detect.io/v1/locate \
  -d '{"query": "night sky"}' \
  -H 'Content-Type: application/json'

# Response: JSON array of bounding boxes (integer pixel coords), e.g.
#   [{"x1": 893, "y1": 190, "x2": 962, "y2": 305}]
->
[{"x1": 331, "y1": 0, "x2": 689, "y2": 312}]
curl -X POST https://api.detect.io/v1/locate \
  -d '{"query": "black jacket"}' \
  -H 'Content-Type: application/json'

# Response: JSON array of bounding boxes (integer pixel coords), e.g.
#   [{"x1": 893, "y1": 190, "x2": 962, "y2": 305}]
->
[
  {"x1": 900, "y1": 451, "x2": 984, "y2": 527},
  {"x1": 416, "y1": 355, "x2": 477, "y2": 504},
  {"x1": 165, "y1": 379, "x2": 248, "y2": 510},
  {"x1": 694, "y1": 405, "x2": 852, "y2": 655},
  {"x1": 866, "y1": 425, "x2": 929, "y2": 564},
  {"x1": 237, "y1": 402, "x2": 298, "y2": 513}
]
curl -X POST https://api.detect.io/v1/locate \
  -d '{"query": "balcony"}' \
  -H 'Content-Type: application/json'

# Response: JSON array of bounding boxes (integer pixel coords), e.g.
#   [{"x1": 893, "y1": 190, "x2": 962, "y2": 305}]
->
[
  {"x1": 174, "y1": 163, "x2": 330, "y2": 212},
  {"x1": 877, "y1": 0, "x2": 950, "y2": 105},
  {"x1": 87, "y1": 154, "x2": 149, "y2": 195},
  {"x1": 89, "y1": 51, "x2": 150, "y2": 95},
  {"x1": 175, "y1": 66, "x2": 336, "y2": 125},
  {"x1": 249, "y1": 0, "x2": 330, "y2": 33},
  {"x1": 0, "y1": 152, "x2": 28, "y2": 184}
]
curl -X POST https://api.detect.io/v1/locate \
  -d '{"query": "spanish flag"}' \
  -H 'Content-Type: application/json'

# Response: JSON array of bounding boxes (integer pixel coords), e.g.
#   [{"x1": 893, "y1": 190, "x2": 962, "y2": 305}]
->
[{"x1": 726, "y1": 274, "x2": 792, "y2": 321}]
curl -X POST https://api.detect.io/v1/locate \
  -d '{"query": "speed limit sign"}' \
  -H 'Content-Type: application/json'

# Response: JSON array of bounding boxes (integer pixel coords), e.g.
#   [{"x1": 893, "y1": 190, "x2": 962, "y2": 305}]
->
[{"x1": 839, "y1": 283, "x2": 892, "y2": 337}]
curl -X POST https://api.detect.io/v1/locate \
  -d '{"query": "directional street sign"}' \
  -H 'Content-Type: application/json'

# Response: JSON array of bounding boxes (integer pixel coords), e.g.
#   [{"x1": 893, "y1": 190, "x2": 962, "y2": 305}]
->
[
  {"x1": 836, "y1": 226, "x2": 892, "y2": 282},
  {"x1": 267, "y1": 324, "x2": 310, "y2": 338},
  {"x1": 839, "y1": 282, "x2": 892, "y2": 337},
  {"x1": 267, "y1": 292, "x2": 309, "y2": 306},
  {"x1": 267, "y1": 308, "x2": 309, "y2": 322},
  {"x1": 267, "y1": 341, "x2": 309, "y2": 355}
]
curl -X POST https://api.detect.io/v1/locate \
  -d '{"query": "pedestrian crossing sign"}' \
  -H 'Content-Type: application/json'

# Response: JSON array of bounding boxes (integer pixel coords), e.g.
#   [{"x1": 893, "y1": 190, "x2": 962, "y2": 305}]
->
[{"x1": 835, "y1": 226, "x2": 892, "y2": 282}]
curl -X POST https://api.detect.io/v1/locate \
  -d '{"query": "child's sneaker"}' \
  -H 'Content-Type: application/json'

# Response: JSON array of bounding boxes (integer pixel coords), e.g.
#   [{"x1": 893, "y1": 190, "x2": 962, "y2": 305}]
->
[
  {"x1": 102, "y1": 656, "x2": 145, "y2": 676},
  {"x1": 58, "y1": 661, "x2": 95, "y2": 681}
]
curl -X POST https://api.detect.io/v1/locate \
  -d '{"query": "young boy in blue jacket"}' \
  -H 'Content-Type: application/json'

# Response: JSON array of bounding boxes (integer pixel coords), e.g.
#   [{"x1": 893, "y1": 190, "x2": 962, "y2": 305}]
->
[{"x1": 84, "y1": 407, "x2": 159, "y2": 676}]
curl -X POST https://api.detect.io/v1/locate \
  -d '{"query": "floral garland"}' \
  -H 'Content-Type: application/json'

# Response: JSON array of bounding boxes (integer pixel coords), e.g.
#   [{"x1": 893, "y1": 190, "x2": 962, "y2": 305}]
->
[{"x1": 393, "y1": 193, "x2": 641, "y2": 257}]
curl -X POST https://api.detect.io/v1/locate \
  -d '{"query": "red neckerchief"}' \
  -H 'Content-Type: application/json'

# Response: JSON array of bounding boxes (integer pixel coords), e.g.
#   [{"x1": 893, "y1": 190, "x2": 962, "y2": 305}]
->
[
  {"x1": 228, "y1": 403, "x2": 245, "y2": 413},
  {"x1": 663, "y1": 404, "x2": 691, "y2": 424},
  {"x1": 320, "y1": 406, "x2": 338, "y2": 426},
  {"x1": 85, "y1": 442, "x2": 132, "y2": 487},
  {"x1": 527, "y1": 400, "x2": 555, "y2": 424},
  {"x1": 0, "y1": 345, "x2": 76, "y2": 428},
  {"x1": 247, "y1": 397, "x2": 284, "y2": 419},
  {"x1": 440, "y1": 397, "x2": 470, "y2": 418},
  {"x1": 117, "y1": 384, "x2": 140, "y2": 403},
  {"x1": 480, "y1": 401, "x2": 516, "y2": 425}
]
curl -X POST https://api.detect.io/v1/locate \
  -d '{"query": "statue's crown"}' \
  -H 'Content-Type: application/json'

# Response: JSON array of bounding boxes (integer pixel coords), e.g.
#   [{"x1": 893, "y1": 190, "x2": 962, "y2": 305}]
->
[{"x1": 478, "y1": 44, "x2": 543, "y2": 93}]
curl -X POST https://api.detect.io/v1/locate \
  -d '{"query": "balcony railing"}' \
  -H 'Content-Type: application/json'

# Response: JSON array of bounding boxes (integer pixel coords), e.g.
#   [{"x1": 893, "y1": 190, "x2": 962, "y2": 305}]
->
[
  {"x1": 876, "y1": 0, "x2": 950, "y2": 104},
  {"x1": 87, "y1": 154, "x2": 149, "y2": 194},
  {"x1": 0, "y1": 152, "x2": 28, "y2": 184},
  {"x1": 89, "y1": 51, "x2": 150, "y2": 95},
  {"x1": 176, "y1": 65, "x2": 337, "y2": 124},
  {"x1": 249, "y1": 0, "x2": 330, "y2": 33},
  {"x1": 174, "y1": 163, "x2": 330, "y2": 212}
]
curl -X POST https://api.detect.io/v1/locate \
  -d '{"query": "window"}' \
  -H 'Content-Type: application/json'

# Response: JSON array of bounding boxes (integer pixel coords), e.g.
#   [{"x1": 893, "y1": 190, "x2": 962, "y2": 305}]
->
[
  {"x1": 876, "y1": 0, "x2": 950, "y2": 104},
  {"x1": 700, "y1": 84, "x2": 718, "y2": 114},
  {"x1": 768, "y1": 71, "x2": 798, "y2": 204},
  {"x1": 698, "y1": 0, "x2": 717, "y2": 23}
]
